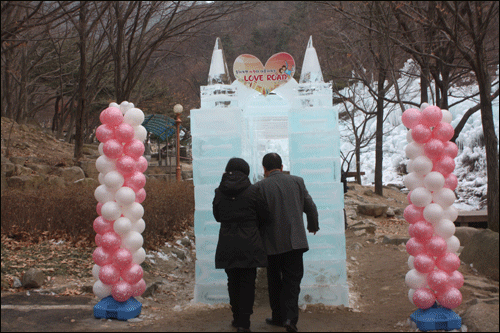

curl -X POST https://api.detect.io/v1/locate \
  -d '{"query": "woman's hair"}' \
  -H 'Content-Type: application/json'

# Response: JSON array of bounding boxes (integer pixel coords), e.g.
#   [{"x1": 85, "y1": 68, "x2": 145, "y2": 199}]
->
[
  {"x1": 225, "y1": 157, "x2": 250, "y2": 176},
  {"x1": 262, "y1": 153, "x2": 282, "y2": 171}
]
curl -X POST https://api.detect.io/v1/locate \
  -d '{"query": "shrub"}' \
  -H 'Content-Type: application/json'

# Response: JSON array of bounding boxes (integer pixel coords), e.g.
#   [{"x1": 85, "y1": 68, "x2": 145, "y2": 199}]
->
[{"x1": 1, "y1": 180, "x2": 194, "y2": 250}]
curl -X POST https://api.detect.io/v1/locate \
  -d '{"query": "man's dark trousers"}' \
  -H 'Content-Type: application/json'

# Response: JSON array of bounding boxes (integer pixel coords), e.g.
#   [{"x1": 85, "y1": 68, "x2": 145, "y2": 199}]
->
[{"x1": 267, "y1": 249, "x2": 304, "y2": 325}]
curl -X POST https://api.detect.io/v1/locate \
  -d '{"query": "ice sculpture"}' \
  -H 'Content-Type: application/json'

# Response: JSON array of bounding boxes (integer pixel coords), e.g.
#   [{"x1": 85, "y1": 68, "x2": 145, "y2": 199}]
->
[{"x1": 191, "y1": 36, "x2": 349, "y2": 306}]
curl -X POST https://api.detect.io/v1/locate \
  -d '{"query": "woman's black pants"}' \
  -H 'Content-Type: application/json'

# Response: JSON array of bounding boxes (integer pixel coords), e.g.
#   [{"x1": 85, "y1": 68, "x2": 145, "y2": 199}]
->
[{"x1": 225, "y1": 267, "x2": 257, "y2": 329}]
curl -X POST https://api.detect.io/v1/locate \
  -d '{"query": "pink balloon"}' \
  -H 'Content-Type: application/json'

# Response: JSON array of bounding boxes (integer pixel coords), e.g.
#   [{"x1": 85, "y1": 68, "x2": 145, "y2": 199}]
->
[
  {"x1": 433, "y1": 156, "x2": 455, "y2": 176},
  {"x1": 96, "y1": 202, "x2": 103, "y2": 216},
  {"x1": 100, "y1": 107, "x2": 124, "y2": 127},
  {"x1": 92, "y1": 246, "x2": 112, "y2": 266},
  {"x1": 131, "y1": 279, "x2": 147, "y2": 297},
  {"x1": 95, "y1": 234, "x2": 102, "y2": 247},
  {"x1": 135, "y1": 188, "x2": 146, "y2": 203},
  {"x1": 124, "y1": 139, "x2": 145, "y2": 159},
  {"x1": 113, "y1": 248, "x2": 133, "y2": 270},
  {"x1": 443, "y1": 142, "x2": 458, "y2": 158},
  {"x1": 103, "y1": 139, "x2": 124, "y2": 159},
  {"x1": 414, "y1": 253, "x2": 435, "y2": 273},
  {"x1": 407, "y1": 191, "x2": 412, "y2": 204},
  {"x1": 101, "y1": 231, "x2": 121, "y2": 251},
  {"x1": 93, "y1": 216, "x2": 114, "y2": 234},
  {"x1": 406, "y1": 237, "x2": 427, "y2": 256},
  {"x1": 427, "y1": 269, "x2": 450, "y2": 292},
  {"x1": 426, "y1": 235, "x2": 448, "y2": 257},
  {"x1": 111, "y1": 280, "x2": 133, "y2": 302},
  {"x1": 116, "y1": 155, "x2": 137, "y2": 176},
  {"x1": 411, "y1": 124, "x2": 432, "y2": 144},
  {"x1": 121, "y1": 263, "x2": 144, "y2": 285},
  {"x1": 444, "y1": 173, "x2": 458, "y2": 191},
  {"x1": 402, "y1": 108, "x2": 423, "y2": 129},
  {"x1": 115, "y1": 123, "x2": 135, "y2": 143},
  {"x1": 404, "y1": 204, "x2": 424, "y2": 224},
  {"x1": 437, "y1": 287, "x2": 462, "y2": 309},
  {"x1": 409, "y1": 220, "x2": 434, "y2": 242},
  {"x1": 421, "y1": 106, "x2": 443, "y2": 128},
  {"x1": 432, "y1": 122, "x2": 454, "y2": 142},
  {"x1": 123, "y1": 171, "x2": 146, "y2": 192},
  {"x1": 424, "y1": 139, "x2": 444, "y2": 161},
  {"x1": 99, "y1": 264, "x2": 120, "y2": 285},
  {"x1": 436, "y1": 252, "x2": 461, "y2": 273},
  {"x1": 96, "y1": 124, "x2": 115, "y2": 143},
  {"x1": 413, "y1": 287, "x2": 436, "y2": 309},
  {"x1": 448, "y1": 271, "x2": 464, "y2": 289},
  {"x1": 136, "y1": 156, "x2": 149, "y2": 173}
]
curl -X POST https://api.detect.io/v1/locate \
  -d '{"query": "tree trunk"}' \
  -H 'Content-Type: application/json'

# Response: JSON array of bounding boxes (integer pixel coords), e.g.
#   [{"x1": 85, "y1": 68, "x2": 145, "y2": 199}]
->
[
  {"x1": 374, "y1": 68, "x2": 385, "y2": 195},
  {"x1": 355, "y1": 138, "x2": 361, "y2": 184},
  {"x1": 74, "y1": 1, "x2": 87, "y2": 161}
]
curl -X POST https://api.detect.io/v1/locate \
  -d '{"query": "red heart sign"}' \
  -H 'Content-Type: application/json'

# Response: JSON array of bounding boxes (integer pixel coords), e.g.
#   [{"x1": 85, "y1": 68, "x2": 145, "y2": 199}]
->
[{"x1": 233, "y1": 53, "x2": 295, "y2": 96}]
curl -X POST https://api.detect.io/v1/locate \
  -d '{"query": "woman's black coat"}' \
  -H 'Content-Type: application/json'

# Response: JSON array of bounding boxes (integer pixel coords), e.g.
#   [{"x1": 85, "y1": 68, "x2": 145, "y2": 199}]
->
[{"x1": 213, "y1": 170, "x2": 270, "y2": 269}]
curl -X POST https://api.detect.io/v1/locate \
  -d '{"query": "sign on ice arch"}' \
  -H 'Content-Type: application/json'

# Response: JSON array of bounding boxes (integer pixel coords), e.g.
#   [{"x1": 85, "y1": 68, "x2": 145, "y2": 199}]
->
[{"x1": 233, "y1": 53, "x2": 295, "y2": 96}]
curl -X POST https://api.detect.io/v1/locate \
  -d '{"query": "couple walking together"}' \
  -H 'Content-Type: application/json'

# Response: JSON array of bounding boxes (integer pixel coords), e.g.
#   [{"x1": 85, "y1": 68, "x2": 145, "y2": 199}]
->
[{"x1": 213, "y1": 153, "x2": 319, "y2": 332}]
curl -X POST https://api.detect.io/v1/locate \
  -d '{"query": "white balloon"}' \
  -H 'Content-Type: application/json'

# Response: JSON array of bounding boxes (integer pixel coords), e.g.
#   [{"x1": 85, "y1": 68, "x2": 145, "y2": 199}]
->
[
  {"x1": 408, "y1": 288, "x2": 416, "y2": 305},
  {"x1": 109, "y1": 102, "x2": 119, "y2": 108},
  {"x1": 115, "y1": 187, "x2": 136, "y2": 206},
  {"x1": 404, "y1": 172, "x2": 424, "y2": 191},
  {"x1": 124, "y1": 108, "x2": 145, "y2": 126},
  {"x1": 446, "y1": 235, "x2": 461, "y2": 254},
  {"x1": 94, "y1": 184, "x2": 115, "y2": 203},
  {"x1": 441, "y1": 109, "x2": 453, "y2": 123},
  {"x1": 114, "y1": 216, "x2": 132, "y2": 235},
  {"x1": 101, "y1": 201, "x2": 122, "y2": 221},
  {"x1": 122, "y1": 202, "x2": 144, "y2": 221},
  {"x1": 96, "y1": 155, "x2": 116, "y2": 174},
  {"x1": 432, "y1": 188, "x2": 456, "y2": 208},
  {"x1": 122, "y1": 231, "x2": 143, "y2": 252},
  {"x1": 413, "y1": 156, "x2": 433, "y2": 176},
  {"x1": 104, "y1": 171, "x2": 124, "y2": 190},
  {"x1": 407, "y1": 159, "x2": 415, "y2": 173},
  {"x1": 420, "y1": 102, "x2": 430, "y2": 111},
  {"x1": 407, "y1": 130, "x2": 414, "y2": 143},
  {"x1": 405, "y1": 269, "x2": 427, "y2": 289},
  {"x1": 424, "y1": 171, "x2": 445, "y2": 192},
  {"x1": 92, "y1": 264, "x2": 101, "y2": 280},
  {"x1": 98, "y1": 142, "x2": 104, "y2": 156},
  {"x1": 119, "y1": 101, "x2": 130, "y2": 115},
  {"x1": 423, "y1": 203, "x2": 443, "y2": 224},
  {"x1": 411, "y1": 187, "x2": 433, "y2": 207},
  {"x1": 405, "y1": 142, "x2": 424, "y2": 159},
  {"x1": 434, "y1": 219, "x2": 456, "y2": 239},
  {"x1": 408, "y1": 255, "x2": 415, "y2": 270},
  {"x1": 132, "y1": 247, "x2": 146, "y2": 264},
  {"x1": 98, "y1": 172, "x2": 106, "y2": 185},
  {"x1": 442, "y1": 206, "x2": 458, "y2": 222},
  {"x1": 131, "y1": 219, "x2": 145, "y2": 234},
  {"x1": 133, "y1": 125, "x2": 148, "y2": 142},
  {"x1": 93, "y1": 280, "x2": 112, "y2": 299}
]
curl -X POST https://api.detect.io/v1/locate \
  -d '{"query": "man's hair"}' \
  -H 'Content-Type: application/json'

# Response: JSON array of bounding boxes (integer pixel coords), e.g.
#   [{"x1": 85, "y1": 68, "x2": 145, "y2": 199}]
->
[{"x1": 262, "y1": 153, "x2": 282, "y2": 171}]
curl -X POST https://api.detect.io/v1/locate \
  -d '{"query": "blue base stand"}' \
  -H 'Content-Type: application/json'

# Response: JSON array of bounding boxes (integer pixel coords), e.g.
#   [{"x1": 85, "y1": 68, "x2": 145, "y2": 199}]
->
[
  {"x1": 410, "y1": 303, "x2": 461, "y2": 331},
  {"x1": 94, "y1": 296, "x2": 142, "y2": 321}
]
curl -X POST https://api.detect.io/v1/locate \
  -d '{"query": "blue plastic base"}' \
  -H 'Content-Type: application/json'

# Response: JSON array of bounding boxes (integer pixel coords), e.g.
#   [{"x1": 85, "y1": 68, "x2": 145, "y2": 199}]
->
[
  {"x1": 94, "y1": 296, "x2": 142, "y2": 321},
  {"x1": 410, "y1": 303, "x2": 461, "y2": 331}
]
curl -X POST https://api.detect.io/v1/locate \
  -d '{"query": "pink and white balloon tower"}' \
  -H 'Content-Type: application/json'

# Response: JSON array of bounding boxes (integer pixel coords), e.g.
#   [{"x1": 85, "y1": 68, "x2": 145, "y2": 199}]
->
[
  {"x1": 92, "y1": 101, "x2": 148, "y2": 303},
  {"x1": 402, "y1": 103, "x2": 464, "y2": 311}
]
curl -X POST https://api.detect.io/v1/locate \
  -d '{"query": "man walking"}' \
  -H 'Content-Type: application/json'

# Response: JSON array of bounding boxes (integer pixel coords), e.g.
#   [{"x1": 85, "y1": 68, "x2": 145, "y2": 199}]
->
[{"x1": 255, "y1": 153, "x2": 319, "y2": 332}]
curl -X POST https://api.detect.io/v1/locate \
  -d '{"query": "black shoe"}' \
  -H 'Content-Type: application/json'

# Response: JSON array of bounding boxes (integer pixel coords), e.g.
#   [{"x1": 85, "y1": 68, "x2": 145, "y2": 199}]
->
[
  {"x1": 236, "y1": 328, "x2": 251, "y2": 332},
  {"x1": 284, "y1": 319, "x2": 298, "y2": 332},
  {"x1": 265, "y1": 318, "x2": 283, "y2": 327},
  {"x1": 231, "y1": 320, "x2": 238, "y2": 328}
]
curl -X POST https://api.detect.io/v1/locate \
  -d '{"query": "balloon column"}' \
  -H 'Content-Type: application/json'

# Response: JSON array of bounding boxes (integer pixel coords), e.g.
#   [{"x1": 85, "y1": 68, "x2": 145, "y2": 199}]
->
[
  {"x1": 92, "y1": 101, "x2": 148, "y2": 320},
  {"x1": 402, "y1": 103, "x2": 463, "y2": 330}
]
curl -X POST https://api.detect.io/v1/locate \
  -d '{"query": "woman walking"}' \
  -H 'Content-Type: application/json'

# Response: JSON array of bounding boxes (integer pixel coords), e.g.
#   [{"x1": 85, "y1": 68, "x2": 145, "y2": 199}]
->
[{"x1": 213, "y1": 158, "x2": 270, "y2": 332}]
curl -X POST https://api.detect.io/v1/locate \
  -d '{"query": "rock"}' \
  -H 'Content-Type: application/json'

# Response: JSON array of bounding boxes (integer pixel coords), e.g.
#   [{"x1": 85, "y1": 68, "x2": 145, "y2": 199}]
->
[
  {"x1": 46, "y1": 175, "x2": 66, "y2": 188},
  {"x1": 463, "y1": 277, "x2": 499, "y2": 293},
  {"x1": 1, "y1": 155, "x2": 12, "y2": 164},
  {"x1": 357, "y1": 204, "x2": 388, "y2": 217},
  {"x1": 9, "y1": 156, "x2": 41, "y2": 165},
  {"x1": 363, "y1": 189, "x2": 374, "y2": 196},
  {"x1": 354, "y1": 229, "x2": 367, "y2": 237},
  {"x1": 142, "y1": 281, "x2": 161, "y2": 298},
  {"x1": 349, "y1": 242, "x2": 363, "y2": 251},
  {"x1": 21, "y1": 268, "x2": 45, "y2": 288},
  {"x1": 79, "y1": 160, "x2": 99, "y2": 179},
  {"x1": 26, "y1": 164, "x2": 53, "y2": 175},
  {"x1": 382, "y1": 235, "x2": 409, "y2": 245},
  {"x1": 14, "y1": 164, "x2": 34, "y2": 177},
  {"x1": 460, "y1": 229, "x2": 499, "y2": 281},
  {"x1": 454, "y1": 227, "x2": 481, "y2": 247},
  {"x1": 350, "y1": 223, "x2": 377, "y2": 234},
  {"x1": 6, "y1": 175, "x2": 45, "y2": 190},
  {"x1": 170, "y1": 248, "x2": 186, "y2": 260},
  {"x1": 54, "y1": 166, "x2": 85, "y2": 182},
  {"x1": 461, "y1": 302, "x2": 499, "y2": 332},
  {"x1": 386, "y1": 207, "x2": 395, "y2": 217},
  {"x1": 1, "y1": 162, "x2": 15, "y2": 177},
  {"x1": 75, "y1": 178, "x2": 99, "y2": 187},
  {"x1": 13, "y1": 277, "x2": 22, "y2": 288}
]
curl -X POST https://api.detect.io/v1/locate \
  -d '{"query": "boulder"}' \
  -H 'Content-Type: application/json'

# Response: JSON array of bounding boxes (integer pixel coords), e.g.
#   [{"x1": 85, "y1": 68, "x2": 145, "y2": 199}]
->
[
  {"x1": 14, "y1": 164, "x2": 34, "y2": 177},
  {"x1": 357, "y1": 204, "x2": 388, "y2": 217},
  {"x1": 382, "y1": 235, "x2": 410, "y2": 245},
  {"x1": 79, "y1": 160, "x2": 99, "y2": 179},
  {"x1": 460, "y1": 229, "x2": 499, "y2": 281},
  {"x1": 1, "y1": 162, "x2": 15, "y2": 177},
  {"x1": 461, "y1": 302, "x2": 499, "y2": 332},
  {"x1": 21, "y1": 268, "x2": 45, "y2": 288},
  {"x1": 454, "y1": 227, "x2": 481, "y2": 247},
  {"x1": 54, "y1": 166, "x2": 85, "y2": 182},
  {"x1": 6, "y1": 175, "x2": 45, "y2": 190},
  {"x1": 26, "y1": 164, "x2": 53, "y2": 175}
]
